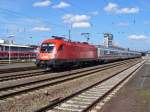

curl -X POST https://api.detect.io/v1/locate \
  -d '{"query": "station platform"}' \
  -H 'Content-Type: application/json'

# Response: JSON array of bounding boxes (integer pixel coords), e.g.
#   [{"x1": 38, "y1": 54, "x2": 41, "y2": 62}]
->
[
  {"x1": 101, "y1": 58, "x2": 150, "y2": 112},
  {"x1": 0, "y1": 62, "x2": 35, "y2": 70}
]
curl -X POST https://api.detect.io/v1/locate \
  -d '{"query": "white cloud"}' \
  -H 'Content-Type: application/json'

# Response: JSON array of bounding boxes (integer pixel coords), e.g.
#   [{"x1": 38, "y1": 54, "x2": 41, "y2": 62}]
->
[
  {"x1": 72, "y1": 22, "x2": 91, "y2": 28},
  {"x1": 32, "y1": 27, "x2": 51, "y2": 32},
  {"x1": 33, "y1": 0, "x2": 52, "y2": 7},
  {"x1": 62, "y1": 14, "x2": 91, "y2": 23},
  {"x1": 52, "y1": 1, "x2": 70, "y2": 9},
  {"x1": 89, "y1": 11, "x2": 99, "y2": 16},
  {"x1": 118, "y1": 22, "x2": 129, "y2": 26},
  {"x1": 104, "y1": 2, "x2": 139, "y2": 14},
  {"x1": 104, "y1": 3, "x2": 118, "y2": 12},
  {"x1": 128, "y1": 34, "x2": 147, "y2": 40},
  {"x1": 62, "y1": 14, "x2": 92, "y2": 28},
  {"x1": 119, "y1": 7, "x2": 139, "y2": 14}
]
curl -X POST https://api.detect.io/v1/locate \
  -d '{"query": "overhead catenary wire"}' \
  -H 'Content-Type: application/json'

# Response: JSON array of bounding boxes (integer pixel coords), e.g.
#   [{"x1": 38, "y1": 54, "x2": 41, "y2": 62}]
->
[
  {"x1": 0, "y1": 7, "x2": 69, "y2": 41},
  {"x1": 0, "y1": 7, "x2": 66, "y2": 29}
]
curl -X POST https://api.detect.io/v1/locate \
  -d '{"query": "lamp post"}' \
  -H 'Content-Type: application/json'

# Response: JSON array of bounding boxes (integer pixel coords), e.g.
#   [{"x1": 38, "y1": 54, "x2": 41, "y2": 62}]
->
[
  {"x1": 68, "y1": 23, "x2": 72, "y2": 41},
  {"x1": 29, "y1": 36, "x2": 33, "y2": 62},
  {"x1": 8, "y1": 43, "x2": 11, "y2": 64},
  {"x1": 8, "y1": 35, "x2": 14, "y2": 64}
]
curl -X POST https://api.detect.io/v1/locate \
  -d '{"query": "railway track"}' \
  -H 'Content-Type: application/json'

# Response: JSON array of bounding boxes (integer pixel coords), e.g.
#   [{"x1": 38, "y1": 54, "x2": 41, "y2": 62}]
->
[
  {"x1": 35, "y1": 60, "x2": 145, "y2": 112},
  {"x1": 0, "y1": 69, "x2": 49, "y2": 82},
  {"x1": 0, "y1": 66, "x2": 37, "y2": 74},
  {"x1": 0, "y1": 59, "x2": 138, "y2": 82},
  {"x1": 0, "y1": 61, "x2": 125, "y2": 82},
  {"x1": 0, "y1": 59, "x2": 140, "y2": 101}
]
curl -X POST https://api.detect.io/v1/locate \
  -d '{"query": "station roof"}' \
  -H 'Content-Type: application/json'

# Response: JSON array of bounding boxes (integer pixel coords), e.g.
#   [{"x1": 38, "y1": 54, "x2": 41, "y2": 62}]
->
[
  {"x1": 0, "y1": 39, "x2": 36, "y2": 48},
  {"x1": 0, "y1": 43, "x2": 34, "y2": 48}
]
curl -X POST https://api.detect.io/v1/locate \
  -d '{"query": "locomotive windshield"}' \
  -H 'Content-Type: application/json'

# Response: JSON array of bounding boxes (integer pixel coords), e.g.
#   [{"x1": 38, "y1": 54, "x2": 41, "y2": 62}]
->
[{"x1": 40, "y1": 43, "x2": 55, "y2": 53}]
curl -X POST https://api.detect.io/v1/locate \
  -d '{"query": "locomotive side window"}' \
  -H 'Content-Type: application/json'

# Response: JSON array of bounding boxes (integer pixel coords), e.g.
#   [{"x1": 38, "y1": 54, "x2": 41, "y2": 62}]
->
[
  {"x1": 41, "y1": 43, "x2": 55, "y2": 53},
  {"x1": 104, "y1": 50, "x2": 110, "y2": 55},
  {"x1": 58, "y1": 44, "x2": 64, "y2": 51}
]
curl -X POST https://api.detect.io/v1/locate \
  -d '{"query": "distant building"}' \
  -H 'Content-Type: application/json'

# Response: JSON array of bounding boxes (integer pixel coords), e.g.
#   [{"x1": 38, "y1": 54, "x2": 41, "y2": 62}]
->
[
  {"x1": 104, "y1": 33, "x2": 113, "y2": 48},
  {"x1": 0, "y1": 39, "x2": 5, "y2": 44},
  {"x1": 0, "y1": 39, "x2": 14, "y2": 44},
  {"x1": 0, "y1": 39, "x2": 37, "y2": 51},
  {"x1": 146, "y1": 51, "x2": 150, "y2": 57},
  {"x1": 103, "y1": 33, "x2": 129, "y2": 51}
]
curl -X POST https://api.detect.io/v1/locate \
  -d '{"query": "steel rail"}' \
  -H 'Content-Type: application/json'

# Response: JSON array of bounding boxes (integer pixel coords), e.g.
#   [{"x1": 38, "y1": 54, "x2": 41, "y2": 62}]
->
[{"x1": 0, "y1": 59, "x2": 140, "y2": 100}]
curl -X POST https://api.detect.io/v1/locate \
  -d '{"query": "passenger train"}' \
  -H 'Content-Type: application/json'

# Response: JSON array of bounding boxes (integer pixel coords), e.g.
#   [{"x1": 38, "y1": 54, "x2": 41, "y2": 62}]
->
[{"x1": 35, "y1": 36, "x2": 141, "y2": 68}]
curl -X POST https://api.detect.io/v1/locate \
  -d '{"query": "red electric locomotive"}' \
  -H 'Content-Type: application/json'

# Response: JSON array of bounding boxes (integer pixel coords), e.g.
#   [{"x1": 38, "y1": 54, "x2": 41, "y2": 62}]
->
[{"x1": 36, "y1": 36, "x2": 97, "y2": 68}]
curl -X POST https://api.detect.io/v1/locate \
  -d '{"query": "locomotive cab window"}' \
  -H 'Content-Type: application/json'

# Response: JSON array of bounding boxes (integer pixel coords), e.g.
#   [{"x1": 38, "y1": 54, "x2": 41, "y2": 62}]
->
[{"x1": 40, "y1": 43, "x2": 55, "y2": 53}]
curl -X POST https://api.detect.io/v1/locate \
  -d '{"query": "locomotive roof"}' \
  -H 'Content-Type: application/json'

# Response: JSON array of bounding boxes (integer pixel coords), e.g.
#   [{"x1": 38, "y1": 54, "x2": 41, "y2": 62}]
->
[{"x1": 42, "y1": 38, "x2": 95, "y2": 47}]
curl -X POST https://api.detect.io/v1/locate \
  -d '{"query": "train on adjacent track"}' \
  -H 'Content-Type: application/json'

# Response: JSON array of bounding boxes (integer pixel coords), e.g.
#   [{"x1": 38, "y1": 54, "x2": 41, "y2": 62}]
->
[
  {"x1": 35, "y1": 36, "x2": 141, "y2": 68},
  {"x1": 0, "y1": 43, "x2": 37, "y2": 60}
]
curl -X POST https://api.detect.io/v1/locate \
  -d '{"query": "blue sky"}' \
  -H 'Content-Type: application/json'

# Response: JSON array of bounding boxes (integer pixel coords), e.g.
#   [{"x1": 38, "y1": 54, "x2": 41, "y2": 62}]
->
[{"x1": 0, "y1": 0, "x2": 149, "y2": 51}]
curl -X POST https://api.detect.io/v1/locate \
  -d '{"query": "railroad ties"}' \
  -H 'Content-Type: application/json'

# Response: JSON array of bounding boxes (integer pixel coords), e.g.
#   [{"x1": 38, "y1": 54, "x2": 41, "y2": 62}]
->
[
  {"x1": 0, "y1": 59, "x2": 134, "y2": 100},
  {"x1": 46, "y1": 61, "x2": 144, "y2": 112}
]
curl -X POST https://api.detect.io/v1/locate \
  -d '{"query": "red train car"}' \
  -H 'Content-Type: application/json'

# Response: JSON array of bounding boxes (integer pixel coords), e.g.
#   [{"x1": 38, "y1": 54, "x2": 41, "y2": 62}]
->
[
  {"x1": 36, "y1": 36, "x2": 97, "y2": 68},
  {"x1": 0, "y1": 44, "x2": 37, "y2": 60}
]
